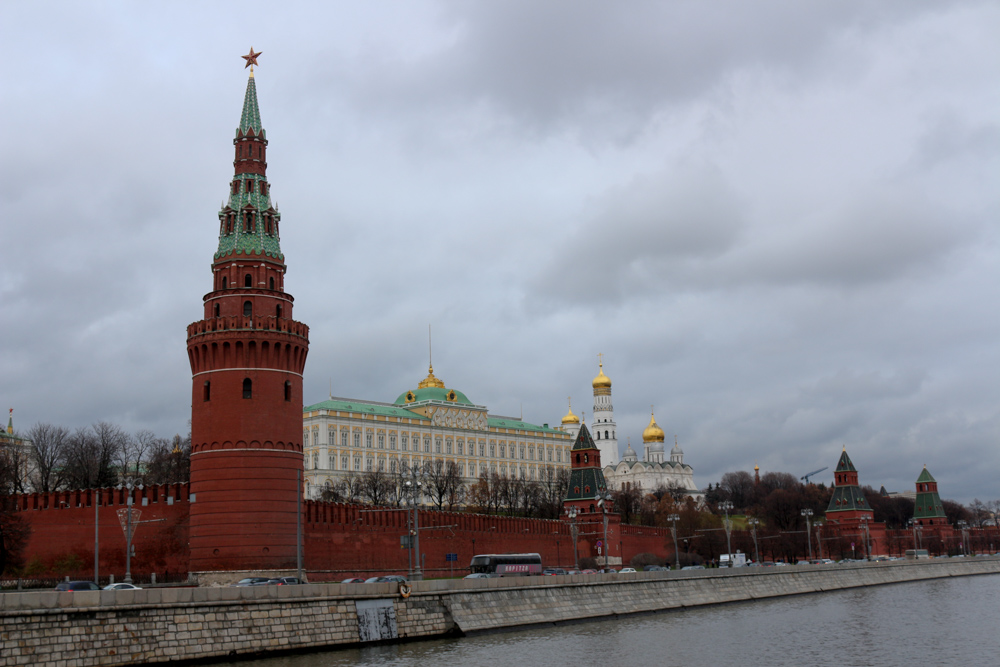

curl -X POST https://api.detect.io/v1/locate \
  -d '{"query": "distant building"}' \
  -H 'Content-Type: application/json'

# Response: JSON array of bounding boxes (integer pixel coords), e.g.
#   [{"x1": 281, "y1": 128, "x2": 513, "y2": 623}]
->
[
  {"x1": 301, "y1": 365, "x2": 573, "y2": 498},
  {"x1": 603, "y1": 411, "x2": 700, "y2": 500}
]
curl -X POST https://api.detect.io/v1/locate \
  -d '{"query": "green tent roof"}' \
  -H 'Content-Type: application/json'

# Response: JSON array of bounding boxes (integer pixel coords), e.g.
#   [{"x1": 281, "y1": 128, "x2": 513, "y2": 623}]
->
[
  {"x1": 916, "y1": 466, "x2": 936, "y2": 484},
  {"x1": 834, "y1": 449, "x2": 857, "y2": 473}
]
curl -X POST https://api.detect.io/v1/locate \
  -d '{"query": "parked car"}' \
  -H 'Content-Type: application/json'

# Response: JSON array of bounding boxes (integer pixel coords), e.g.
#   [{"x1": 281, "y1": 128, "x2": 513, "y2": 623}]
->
[
  {"x1": 598, "y1": 568, "x2": 618, "y2": 574},
  {"x1": 681, "y1": 565, "x2": 705, "y2": 570},
  {"x1": 644, "y1": 565, "x2": 666, "y2": 571},
  {"x1": 340, "y1": 577, "x2": 365, "y2": 584},
  {"x1": 565, "y1": 569, "x2": 583, "y2": 575},
  {"x1": 366, "y1": 575, "x2": 408, "y2": 583},
  {"x1": 542, "y1": 568, "x2": 567, "y2": 576},
  {"x1": 55, "y1": 581, "x2": 100, "y2": 591},
  {"x1": 463, "y1": 573, "x2": 496, "y2": 579},
  {"x1": 581, "y1": 569, "x2": 598, "y2": 574},
  {"x1": 103, "y1": 583, "x2": 142, "y2": 590},
  {"x1": 232, "y1": 577, "x2": 271, "y2": 587},
  {"x1": 619, "y1": 568, "x2": 637, "y2": 573},
  {"x1": 273, "y1": 577, "x2": 303, "y2": 585}
]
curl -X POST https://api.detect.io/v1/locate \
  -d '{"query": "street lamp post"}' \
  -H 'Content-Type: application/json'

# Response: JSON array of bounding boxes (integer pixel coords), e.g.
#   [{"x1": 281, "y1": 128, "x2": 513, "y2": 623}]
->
[
  {"x1": 598, "y1": 491, "x2": 612, "y2": 569},
  {"x1": 567, "y1": 506, "x2": 579, "y2": 569},
  {"x1": 801, "y1": 509, "x2": 814, "y2": 561},
  {"x1": 814, "y1": 522, "x2": 823, "y2": 560},
  {"x1": 720, "y1": 501, "x2": 734, "y2": 566},
  {"x1": 404, "y1": 467, "x2": 425, "y2": 581},
  {"x1": 668, "y1": 513, "x2": 680, "y2": 570},
  {"x1": 858, "y1": 517, "x2": 871, "y2": 560},
  {"x1": 117, "y1": 478, "x2": 143, "y2": 584},
  {"x1": 747, "y1": 517, "x2": 760, "y2": 565},
  {"x1": 957, "y1": 520, "x2": 968, "y2": 556}
]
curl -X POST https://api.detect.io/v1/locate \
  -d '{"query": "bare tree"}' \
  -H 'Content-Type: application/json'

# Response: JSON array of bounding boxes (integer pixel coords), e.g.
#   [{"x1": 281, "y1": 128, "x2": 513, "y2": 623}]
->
[
  {"x1": 424, "y1": 460, "x2": 465, "y2": 511},
  {"x1": 63, "y1": 422, "x2": 127, "y2": 489},
  {"x1": 26, "y1": 423, "x2": 68, "y2": 493},
  {"x1": 720, "y1": 471, "x2": 755, "y2": 510},
  {"x1": 144, "y1": 434, "x2": 191, "y2": 485},
  {"x1": 359, "y1": 469, "x2": 394, "y2": 506},
  {"x1": 340, "y1": 474, "x2": 362, "y2": 504},
  {"x1": 117, "y1": 429, "x2": 158, "y2": 481}
]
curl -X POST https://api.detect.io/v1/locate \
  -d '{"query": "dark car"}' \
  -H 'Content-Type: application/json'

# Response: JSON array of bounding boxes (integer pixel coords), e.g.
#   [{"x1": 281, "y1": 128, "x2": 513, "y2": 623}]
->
[
  {"x1": 542, "y1": 568, "x2": 567, "y2": 576},
  {"x1": 340, "y1": 577, "x2": 366, "y2": 584},
  {"x1": 644, "y1": 565, "x2": 666, "y2": 572},
  {"x1": 232, "y1": 577, "x2": 271, "y2": 587},
  {"x1": 274, "y1": 577, "x2": 303, "y2": 585},
  {"x1": 55, "y1": 581, "x2": 100, "y2": 591},
  {"x1": 366, "y1": 575, "x2": 408, "y2": 583}
]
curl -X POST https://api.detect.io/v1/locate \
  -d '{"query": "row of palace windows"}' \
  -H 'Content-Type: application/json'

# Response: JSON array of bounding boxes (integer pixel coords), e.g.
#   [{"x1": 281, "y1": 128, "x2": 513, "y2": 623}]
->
[
  {"x1": 201, "y1": 379, "x2": 292, "y2": 402},
  {"x1": 307, "y1": 454, "x2": 555, "y2": 480},
  {"x1": 222, "y1": 211, "x2": 277, "y2": 236},
  {"x1": 306, "y1": 429, "x2": 563, "y2": 462},
  {"x1": 237, "y1": 143, "x2": 264, "y2": 159}
]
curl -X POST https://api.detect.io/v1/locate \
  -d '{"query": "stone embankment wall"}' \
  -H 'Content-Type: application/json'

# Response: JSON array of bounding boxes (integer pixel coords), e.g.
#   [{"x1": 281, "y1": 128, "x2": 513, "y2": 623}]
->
[{"x1": 2, "y1": 558, "x2": 999, "y2": 667}]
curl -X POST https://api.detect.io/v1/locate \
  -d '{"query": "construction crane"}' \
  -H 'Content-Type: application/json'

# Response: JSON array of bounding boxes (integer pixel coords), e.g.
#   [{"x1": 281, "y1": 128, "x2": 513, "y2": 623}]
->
[{"x1": 800, "y1": 467, "x2": 829, "y2": 484}]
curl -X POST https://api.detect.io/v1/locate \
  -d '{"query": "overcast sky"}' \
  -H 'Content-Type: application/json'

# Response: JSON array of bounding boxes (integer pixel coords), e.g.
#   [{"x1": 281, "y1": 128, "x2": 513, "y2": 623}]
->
[{"x1": 1, "y1": 1, "x2": 997, "y2": 502}]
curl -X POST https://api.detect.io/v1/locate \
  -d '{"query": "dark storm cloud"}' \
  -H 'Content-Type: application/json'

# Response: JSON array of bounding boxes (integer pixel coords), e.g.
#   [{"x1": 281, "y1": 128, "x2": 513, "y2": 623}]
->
[{"x1": 1, "y1": 1, "x2": 998, "y2": 502}]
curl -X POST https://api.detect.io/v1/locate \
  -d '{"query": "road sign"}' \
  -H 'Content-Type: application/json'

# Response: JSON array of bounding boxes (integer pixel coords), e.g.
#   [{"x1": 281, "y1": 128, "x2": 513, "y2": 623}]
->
[
  {"x1": 400, "y1": 535, "x2": 413, "y2": 549},
  {"x1": 445, "y1": 553, "x2": 458, "y2": 562},
  {"x1": 596, "y1": 540, "x2": 603, "y2": 547}
]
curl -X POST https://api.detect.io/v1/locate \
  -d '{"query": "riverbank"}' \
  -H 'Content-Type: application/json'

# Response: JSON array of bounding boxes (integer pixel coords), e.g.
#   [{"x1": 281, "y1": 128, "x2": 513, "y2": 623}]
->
[{"x1": 2, "y1": 557, "x2": 999, "y2": 666}]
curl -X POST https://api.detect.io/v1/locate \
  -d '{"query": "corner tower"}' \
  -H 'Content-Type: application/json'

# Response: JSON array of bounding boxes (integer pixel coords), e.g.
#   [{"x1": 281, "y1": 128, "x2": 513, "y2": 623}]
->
[
  {"x1": 186, "y1": 53, "x2": 310, "y2": 573},
  {"x1": 913, "y1": 466, "x2": 948, "y2": 526},
  {"x1": 825, "y1": 448, "x2": 872, "y2": 522},
  {"x1": 591, "y1": 356, "x2": 618, "y2": 466}
]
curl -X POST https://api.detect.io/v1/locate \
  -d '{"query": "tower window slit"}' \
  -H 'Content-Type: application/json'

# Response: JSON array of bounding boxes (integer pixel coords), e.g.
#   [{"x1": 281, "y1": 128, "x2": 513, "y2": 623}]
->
[
  {"x1": 243, "y1": 300, "x2": 252, "y2": 317},
  {"x1": 243, "y1": 378, "x2": 252, "y2": 399},
  {"x1": 203, "y1": 381, "x2": 211, "y2": 401},
  {"x1": 244, "y1": 274, "x2": 252, "y2": 288}
]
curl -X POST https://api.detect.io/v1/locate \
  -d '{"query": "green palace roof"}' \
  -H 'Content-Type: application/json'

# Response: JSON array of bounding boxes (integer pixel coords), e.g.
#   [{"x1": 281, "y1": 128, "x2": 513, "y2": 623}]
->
[{"x1": 304, "y1": 398, "x2": 429, "y2": 420}]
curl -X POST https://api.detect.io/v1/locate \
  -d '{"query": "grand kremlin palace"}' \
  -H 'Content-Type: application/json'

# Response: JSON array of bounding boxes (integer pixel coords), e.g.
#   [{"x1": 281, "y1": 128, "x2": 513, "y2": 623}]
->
[
  {"x1": 301, "y1": 361, "x2": 699, "y2": 500},
  {"x1": 301, "y1": 365, "x2": 575, "y2": 497}
]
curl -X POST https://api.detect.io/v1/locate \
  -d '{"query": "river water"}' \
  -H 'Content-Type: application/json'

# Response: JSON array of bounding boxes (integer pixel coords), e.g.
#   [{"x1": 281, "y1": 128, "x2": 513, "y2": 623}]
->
[{"x1": 236, "y1": 574, "x2": 999, "y2": 667}]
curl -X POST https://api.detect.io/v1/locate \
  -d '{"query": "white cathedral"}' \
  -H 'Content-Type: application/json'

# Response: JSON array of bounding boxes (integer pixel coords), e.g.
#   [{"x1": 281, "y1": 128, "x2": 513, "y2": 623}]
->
[{"x1": 560, "y1": 360, "x2": 701, "y2": 500}]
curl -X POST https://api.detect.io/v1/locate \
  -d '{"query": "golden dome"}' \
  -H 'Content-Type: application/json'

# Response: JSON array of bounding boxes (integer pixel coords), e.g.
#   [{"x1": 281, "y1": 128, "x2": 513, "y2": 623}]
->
[
  {"x1": 642, "y1": 411, "x2": 665, "y2": 443},
  {"x1": 417, "y1": 364, "x2": 445, "y2": 389},
  {"x1": 592, "y1": 362, "x2": 612, "y2": 389},
  {"x1": 561, "y1": 398, "x2": 580, "y2": 425}
]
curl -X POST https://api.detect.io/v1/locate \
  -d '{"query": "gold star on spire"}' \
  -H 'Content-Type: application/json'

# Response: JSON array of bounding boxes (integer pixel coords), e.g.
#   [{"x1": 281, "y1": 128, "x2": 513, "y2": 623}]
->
[{"x1": 242, "y1": 47, "x2": 262, "y2": 74}]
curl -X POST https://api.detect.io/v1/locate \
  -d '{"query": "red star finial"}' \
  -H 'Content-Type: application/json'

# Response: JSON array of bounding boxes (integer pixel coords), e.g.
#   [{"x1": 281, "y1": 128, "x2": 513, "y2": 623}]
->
[{"x1": 242, "y1": 47, "x2": 262, "y2": 71}]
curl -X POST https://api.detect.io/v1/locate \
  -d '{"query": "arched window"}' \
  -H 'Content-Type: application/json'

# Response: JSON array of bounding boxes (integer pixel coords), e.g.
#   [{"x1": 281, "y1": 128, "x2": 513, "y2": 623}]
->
[
  {"x1": 222, "y1": 277, "x2": 228, "y2": 289},
  {"x1": 244, "y1": 274, "x2": 252, "y2": 288},
  {"x1": 276, "y1": 304, "x2": 282, "y2": 317},
  {"x1": 243, "y1": 301, "x2": 252, "y2": 317},
  {"x1": 576, "y1": 453, "x2": 581, "y2": 464},
  {"x1": 242, "y1": 378, "x2": 252, "y2": 399},
  {"x1": 269, "y1": 277, "x2": 275, "y2": 290},
  {"x1": 589, "y1": 504, "x2": 595, "y2": 513},
  {"x1": 596, "y1": 431, "x2": 600, "y2": 440},
  {"x1": 203, "y1": 381, "x2": 210, "y2": 401},
  {"x1": 584, "y1": 453, "x2": 589, "y2": 463},
  {"x1": 605, "y1": 430, "x2": 609, "y2": 440},
  {"x1": 284, "y1": 381, "x2": 291, "y2": 402},
  {"x1": 213, "y1": 303, "x2": 220, "y2": 317}
]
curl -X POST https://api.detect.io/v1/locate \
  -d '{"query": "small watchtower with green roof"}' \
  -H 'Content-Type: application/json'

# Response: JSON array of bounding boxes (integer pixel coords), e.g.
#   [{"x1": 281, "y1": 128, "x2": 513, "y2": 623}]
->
[
  {"x1": 825, "y1": 448, "x2": 873, "y2": 521},
  {"x1": 564, "y1": 424, "x2": 613, "y2": 516},
  {"x1": 913, "y1": 466, "x2": 948, "y2": 526}
]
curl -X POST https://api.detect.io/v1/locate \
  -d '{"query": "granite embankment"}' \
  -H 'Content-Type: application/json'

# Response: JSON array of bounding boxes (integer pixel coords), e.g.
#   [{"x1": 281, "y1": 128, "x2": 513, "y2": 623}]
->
[{"x1": 2, "y1": 558, "x2": 999, "y2": 666}]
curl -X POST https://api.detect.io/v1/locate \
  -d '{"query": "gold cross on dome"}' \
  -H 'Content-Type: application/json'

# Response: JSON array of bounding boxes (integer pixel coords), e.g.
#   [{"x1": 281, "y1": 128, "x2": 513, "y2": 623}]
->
[{"x1": 242, "y1": 47, "x2": 262, "y2": 72}]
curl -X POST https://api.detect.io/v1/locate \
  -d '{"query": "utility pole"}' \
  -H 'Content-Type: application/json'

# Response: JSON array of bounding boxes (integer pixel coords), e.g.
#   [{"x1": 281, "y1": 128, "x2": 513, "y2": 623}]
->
[
  {"x1": 720, "y1": 501, "x2": 734, "y2": 566},
  {"x1": 801, "y1": 509, "x2": 814, "y2": 560}
]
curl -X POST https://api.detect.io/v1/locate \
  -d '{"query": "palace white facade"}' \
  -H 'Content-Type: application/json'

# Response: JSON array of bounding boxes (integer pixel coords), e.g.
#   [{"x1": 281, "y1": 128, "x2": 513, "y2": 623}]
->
[{"x1": 301, "y1": 366, "x2": 573, "y2": 499}]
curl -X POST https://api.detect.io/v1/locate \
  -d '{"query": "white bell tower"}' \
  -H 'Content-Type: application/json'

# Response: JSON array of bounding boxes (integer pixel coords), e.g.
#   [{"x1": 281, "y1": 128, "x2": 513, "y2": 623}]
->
[{"x1": 591, "y1": 354, "x2": 618, "y2": 466}]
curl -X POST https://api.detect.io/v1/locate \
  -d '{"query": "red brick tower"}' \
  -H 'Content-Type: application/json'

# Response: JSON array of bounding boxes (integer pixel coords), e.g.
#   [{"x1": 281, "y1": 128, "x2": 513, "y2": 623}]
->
[{"x1": 186, "y1": 53, "x2": 309, "y2": 573}]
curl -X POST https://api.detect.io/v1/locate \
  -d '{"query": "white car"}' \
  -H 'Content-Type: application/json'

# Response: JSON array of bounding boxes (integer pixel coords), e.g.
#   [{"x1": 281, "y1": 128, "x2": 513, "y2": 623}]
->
[
  {"x1": 619, "y1": 568, "x2": 638, "y2": 573},
  {"x1": 103, "y1": 583, "x2": 142, "y2": 590}
]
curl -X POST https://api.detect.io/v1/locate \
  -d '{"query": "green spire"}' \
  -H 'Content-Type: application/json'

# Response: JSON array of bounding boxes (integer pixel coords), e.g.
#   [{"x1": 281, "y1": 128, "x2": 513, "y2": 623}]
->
[
  {"x1": 916, "y1": 466, "x2": 936, "y2": 484},
  {"x1": 239, "y1": 73, "x2": 263, "y2": 135},
  {"x1": 834, "y1": 449, "x2": 856, "y2": 473}
]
